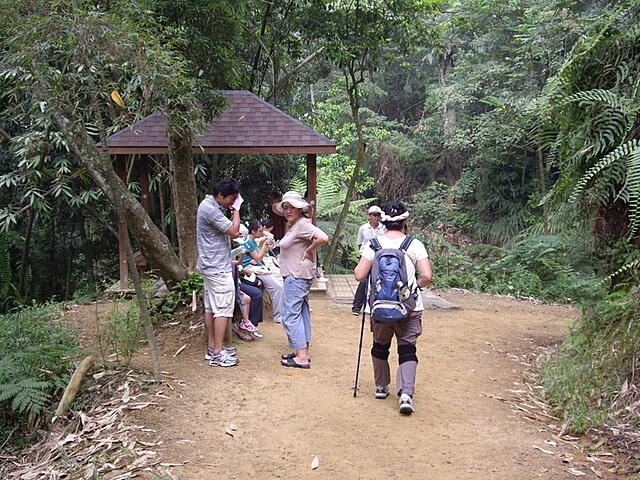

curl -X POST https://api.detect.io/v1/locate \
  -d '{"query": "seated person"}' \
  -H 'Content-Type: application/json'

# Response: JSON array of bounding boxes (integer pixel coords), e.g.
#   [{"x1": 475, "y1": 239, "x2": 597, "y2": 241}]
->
[
  {"x1": 259, "y1": 218, "x2": 278, "y2": 256},
  {"x1": 238, "y1": 269, "x2": 264, "y2": 337},
  {"x1": 240, "y1": 220, "x2": 284, "y2": 324},
  {"x1": 230, "y1": 249, "x2": 263, "y2": 341}
]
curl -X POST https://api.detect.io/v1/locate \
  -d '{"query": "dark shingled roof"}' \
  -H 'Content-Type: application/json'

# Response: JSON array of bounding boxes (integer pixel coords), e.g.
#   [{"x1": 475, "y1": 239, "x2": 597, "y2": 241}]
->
[{"x1": 102, "y1": 90, "x2": 336, "y2": 155}]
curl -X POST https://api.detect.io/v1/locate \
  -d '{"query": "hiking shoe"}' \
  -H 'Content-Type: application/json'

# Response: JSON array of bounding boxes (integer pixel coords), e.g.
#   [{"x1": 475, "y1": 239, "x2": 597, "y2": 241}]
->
[
  {"x1": 205, "y1": 346, "x2": 236, "y2": 361},
  {"x1": 209, "y1": 350, "x2": 239, "y2": 367},
  {"x1": 375, "y1": 386, "x2": 390, "y2": 399},
  {"x1": 399, "y1": 393, "x2": 415, "y2": 415},
  {"x1": 352, "y1": 309, "x2": 361, "y2": 316},
  {"x1": 232, "y1": 322, "x2": 254, "y2": 341},
  {"x1": 240, "y1": 320, "x2": 258, "y2": 332}
]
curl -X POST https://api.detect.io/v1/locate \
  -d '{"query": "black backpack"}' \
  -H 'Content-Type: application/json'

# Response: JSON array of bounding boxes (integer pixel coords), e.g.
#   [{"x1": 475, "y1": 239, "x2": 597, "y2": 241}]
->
[{"x1": 367, "y1": 236, "x2": 418, "y2": 322}]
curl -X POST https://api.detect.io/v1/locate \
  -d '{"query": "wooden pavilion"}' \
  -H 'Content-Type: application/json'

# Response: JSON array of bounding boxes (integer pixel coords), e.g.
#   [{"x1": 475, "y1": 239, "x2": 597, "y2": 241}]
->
[{"x1": 101, "y1": 90, "x2": 337, "y2": 285}]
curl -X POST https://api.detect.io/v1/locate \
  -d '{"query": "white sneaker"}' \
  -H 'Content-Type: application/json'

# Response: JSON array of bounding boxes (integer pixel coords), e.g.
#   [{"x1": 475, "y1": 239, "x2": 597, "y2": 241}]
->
[
  {"x1": 375, "y1": 386, "x2": 390, "y2": 399},
  {"x1": 209, "y1": 350, "x2": 239, "y2": 367},
  {"x1": 399, "y1": 393, "x2": 414, "y2": 415},
  {"x1": 205, "y1": 346, "x2": 236, "y2": 360}
]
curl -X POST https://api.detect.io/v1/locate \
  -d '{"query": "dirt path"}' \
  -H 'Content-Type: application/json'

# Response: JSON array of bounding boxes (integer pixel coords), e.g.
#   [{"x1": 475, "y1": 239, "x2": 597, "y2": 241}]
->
[{"x1": 103, "y1": 287, "x2": 605, "y2": 480}]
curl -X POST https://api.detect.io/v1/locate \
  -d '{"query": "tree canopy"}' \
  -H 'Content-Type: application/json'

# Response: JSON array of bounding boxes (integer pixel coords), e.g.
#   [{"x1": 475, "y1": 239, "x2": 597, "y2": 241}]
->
[{"x1": 2, "y1": 0, "x2": 640, "y2": 441}]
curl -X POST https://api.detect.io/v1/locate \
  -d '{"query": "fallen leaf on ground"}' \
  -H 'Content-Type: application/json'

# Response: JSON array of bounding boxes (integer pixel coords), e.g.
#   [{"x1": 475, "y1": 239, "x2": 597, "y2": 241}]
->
[
  {"x1": 533, "y1": 445, "x2": 555, "y2": 455},
  {"x1": 568, "y1": 468, "x2": 586, "y2": 476}
]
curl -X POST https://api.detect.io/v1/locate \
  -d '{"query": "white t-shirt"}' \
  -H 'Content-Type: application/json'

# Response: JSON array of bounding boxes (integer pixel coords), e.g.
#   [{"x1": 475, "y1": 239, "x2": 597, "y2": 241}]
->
[
  {"x1": 357, "y1": 222, "x2": 386, "y2": 248},
  {"x1": 361, "y1": 234, "x2": 429, "y2": 311}
]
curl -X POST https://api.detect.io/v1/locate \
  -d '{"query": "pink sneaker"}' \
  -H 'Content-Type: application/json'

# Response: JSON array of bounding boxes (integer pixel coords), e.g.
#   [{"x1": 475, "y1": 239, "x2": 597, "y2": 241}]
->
[{"x1": 240, "y1": 320, "x2": 258, "y2": 332}]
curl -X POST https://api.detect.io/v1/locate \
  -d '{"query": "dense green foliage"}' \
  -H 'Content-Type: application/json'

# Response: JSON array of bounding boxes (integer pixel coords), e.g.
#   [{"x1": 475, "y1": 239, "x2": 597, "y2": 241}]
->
[
  {"x1": 0, "y1": 0, "x2": 639, "y2": 441},
  {"x1": 531, "y1": 1, "x2": 640, "y2": 433},
  {"x1": 409, "y1": 183, "x2": 606, "y2": 305},
  {"x1": 541, "y1": 286, "x2": 640, "y2": 432},
  {"x1": 0, "y1": 305, "x2": 81, "y2": 450}
]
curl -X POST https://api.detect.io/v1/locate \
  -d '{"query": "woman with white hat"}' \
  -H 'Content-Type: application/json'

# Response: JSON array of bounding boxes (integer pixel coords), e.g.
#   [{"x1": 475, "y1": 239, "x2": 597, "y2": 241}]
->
[{"x1": 272, "y1": 191, "x2": 329, "y2": 368}]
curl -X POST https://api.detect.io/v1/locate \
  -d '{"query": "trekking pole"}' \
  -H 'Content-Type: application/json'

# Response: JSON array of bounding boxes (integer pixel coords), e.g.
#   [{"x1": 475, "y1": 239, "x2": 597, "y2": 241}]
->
[{"x1": 353, "y1": 275, "x2": 368, "y2": 398}]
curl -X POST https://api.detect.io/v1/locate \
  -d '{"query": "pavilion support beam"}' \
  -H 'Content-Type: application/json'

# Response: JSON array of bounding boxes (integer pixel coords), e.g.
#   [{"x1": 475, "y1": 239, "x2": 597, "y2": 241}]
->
[
  {"x1": 307, "y1": 153, "x2": 317, "y2": 225},
  {"x1": 140, "y1": 154, "x2": 150, "y2": 213},
  {"x1": 116, "y1": 154, "x2": 128, "y2": 288}
]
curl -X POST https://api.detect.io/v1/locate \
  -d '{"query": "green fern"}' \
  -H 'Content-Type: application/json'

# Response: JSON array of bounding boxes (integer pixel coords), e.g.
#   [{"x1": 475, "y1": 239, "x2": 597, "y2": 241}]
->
[
  {"x1": 0, "y1": 304, "x2": 80, "y2": 425},
  {"x1": 570, "y1": 139, "x2": 640, "y2": 236},
  {"x1": 542, "y1": 4, "x2": 640, "y2": 241},
  {"x1": 290, "y1": 174, "x2": 373, "y2": 216},
  {"x1": 564, "y1": 89, "x2": 635, "y2": 116},
  {"x1": 0, "y1": 379, "x2": 50, "y2": 415},
  {"x1": 561, "y1": 89, "x2": 637, "y2": 158},
  {"x1": 602, "y1": 258, "x2": 640, "y2": 285}
]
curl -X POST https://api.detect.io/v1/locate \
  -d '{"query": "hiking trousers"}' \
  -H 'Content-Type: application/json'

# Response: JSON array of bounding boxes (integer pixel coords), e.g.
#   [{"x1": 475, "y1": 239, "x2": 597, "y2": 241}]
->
[{"x1": 371, "y1": 309, "x2": 423, "y2": 397}]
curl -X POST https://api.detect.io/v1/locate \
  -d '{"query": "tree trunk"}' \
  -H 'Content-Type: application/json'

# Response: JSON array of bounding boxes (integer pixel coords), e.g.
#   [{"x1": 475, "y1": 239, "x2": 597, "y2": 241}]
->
[
  {"x1": 64, "y1": 240, "x2": 73, "y2": 301},
  {"x1": 116, "y1": 202, "x2": 162, "y2": 381},
  {"x1": 53, "y1": 355, "x2": 95, "y2": 420},
  {"x1": 323, "y1": 67, "x2": 366, "y2": 268},
  {"x1": 168, "y1": 133, "x2": 199, "y2": 270},
  {"x1": 439, "y1": 51, "x2": 462, "y2": 188},
  {"x1": 18, "y1": 207, "x2": 35, "y2": 298},
  {"x1": 49, "y1": 108, "x2": 189, "y2": 286},
  {"x1": 77, "y1": 213, "x2": 96, "y2": 295},
  {"x1": 537, "y1": 145, "x2": 549, "y2": 235}
]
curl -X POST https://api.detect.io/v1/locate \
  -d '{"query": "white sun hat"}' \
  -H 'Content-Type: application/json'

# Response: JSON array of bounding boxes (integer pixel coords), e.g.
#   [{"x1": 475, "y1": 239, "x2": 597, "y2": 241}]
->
[{"x1": 272, "y1": 191, "x2": 311, "y2": 216}]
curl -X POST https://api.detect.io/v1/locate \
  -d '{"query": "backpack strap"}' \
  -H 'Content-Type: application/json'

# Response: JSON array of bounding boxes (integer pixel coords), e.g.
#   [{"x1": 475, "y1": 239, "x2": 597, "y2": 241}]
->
[
  {"x1": 399, "y1": 235, "x2": 414, "y2": 252},
  {"x1": 369, "y1": 236, "x2": 413, "y2": 252}
]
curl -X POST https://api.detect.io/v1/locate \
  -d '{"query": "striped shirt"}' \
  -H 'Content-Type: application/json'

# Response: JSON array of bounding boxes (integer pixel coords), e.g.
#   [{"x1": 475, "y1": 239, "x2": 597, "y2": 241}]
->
[{"x1": 196, "y1": 195, "x2": 233, "y2": 275}]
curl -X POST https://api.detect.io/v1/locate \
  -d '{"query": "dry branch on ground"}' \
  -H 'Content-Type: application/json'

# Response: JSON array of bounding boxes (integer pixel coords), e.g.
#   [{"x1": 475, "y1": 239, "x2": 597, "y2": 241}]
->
[{"x1": 0, "y1": 371, "x2": 176, "y2": 480}]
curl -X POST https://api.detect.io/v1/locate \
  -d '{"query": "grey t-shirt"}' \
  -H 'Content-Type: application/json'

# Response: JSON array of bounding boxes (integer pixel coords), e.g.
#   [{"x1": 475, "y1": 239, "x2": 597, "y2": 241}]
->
[{"x1": 196, "y1": 195, "x2": 233, "y2": 275}]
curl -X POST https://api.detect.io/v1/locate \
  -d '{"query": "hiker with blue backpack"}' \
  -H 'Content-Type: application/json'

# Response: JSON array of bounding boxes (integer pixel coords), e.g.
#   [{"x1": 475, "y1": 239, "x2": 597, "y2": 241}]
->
[{"x1": 354, "y1": 201, "x2": 432, "y2": 414}]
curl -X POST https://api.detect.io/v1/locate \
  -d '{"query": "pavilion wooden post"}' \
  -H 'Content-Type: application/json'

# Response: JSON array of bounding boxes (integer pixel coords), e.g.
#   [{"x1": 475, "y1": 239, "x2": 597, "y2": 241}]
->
[
  {"x1": 116, "y1": 154, "x2": 129, "y2": 288},
  {"x1": 307, "y1": 153, "x2": 317, "y2": 225},
  {"x1": 140, "y1": 154, "x2": 150, "y2": 213}
]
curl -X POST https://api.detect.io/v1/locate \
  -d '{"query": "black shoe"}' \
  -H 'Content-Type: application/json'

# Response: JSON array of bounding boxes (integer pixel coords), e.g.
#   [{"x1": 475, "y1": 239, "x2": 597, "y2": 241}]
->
[{"x1": 352, "y1": 309, "x2": 360, "y2": 316}]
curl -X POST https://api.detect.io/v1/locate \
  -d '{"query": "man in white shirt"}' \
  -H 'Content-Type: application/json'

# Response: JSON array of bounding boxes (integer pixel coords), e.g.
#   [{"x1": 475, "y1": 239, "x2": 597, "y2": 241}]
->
[{"x1": 352, "y1": 205, "x2": 387, "y2": 315}]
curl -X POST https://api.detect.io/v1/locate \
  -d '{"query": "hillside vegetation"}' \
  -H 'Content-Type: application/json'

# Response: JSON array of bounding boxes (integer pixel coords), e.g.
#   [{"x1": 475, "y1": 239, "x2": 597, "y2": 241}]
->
[{"x1": 0, "y1": 0, "x2": 639, "y2": 458}]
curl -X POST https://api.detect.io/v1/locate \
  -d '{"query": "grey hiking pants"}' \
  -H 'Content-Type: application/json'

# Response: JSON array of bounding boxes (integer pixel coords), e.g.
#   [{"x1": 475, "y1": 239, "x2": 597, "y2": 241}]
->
[{"x1": 370, "y1": 309, "x2": 423, "y2": 397}]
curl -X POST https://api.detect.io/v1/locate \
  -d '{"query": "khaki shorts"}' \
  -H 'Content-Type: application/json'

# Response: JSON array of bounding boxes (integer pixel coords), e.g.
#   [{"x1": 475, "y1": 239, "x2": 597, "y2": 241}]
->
[{"x1": 202, "y1": 271, "x2": 235, "y2": 318}]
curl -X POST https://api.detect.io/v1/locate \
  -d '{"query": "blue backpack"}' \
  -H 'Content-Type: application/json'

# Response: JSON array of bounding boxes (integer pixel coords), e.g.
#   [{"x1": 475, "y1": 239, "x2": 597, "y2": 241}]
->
[{"x1": 367, "y1": 236, "x2": 418, "y2": 323}]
